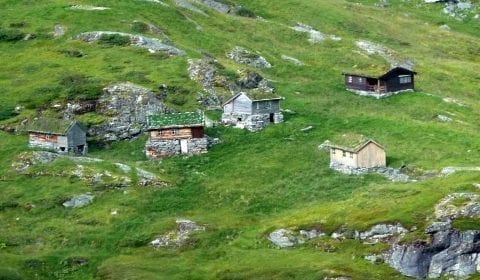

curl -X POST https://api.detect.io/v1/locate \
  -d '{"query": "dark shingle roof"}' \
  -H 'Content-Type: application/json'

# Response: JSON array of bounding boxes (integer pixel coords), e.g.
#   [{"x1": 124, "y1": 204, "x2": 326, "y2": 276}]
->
[
  {"x1": 342, "y1": 66, "x2": 417, "y2": 79},
  {"x1": 27, "y1": 118, "x2": 77, "y2": 135},
  {"x1": 147, "y1": 112, "x2": 204, "y2": 129}
]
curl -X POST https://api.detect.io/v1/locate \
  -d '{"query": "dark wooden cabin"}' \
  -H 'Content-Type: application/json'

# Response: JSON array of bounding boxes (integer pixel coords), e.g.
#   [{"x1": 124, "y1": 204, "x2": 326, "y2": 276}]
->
[{"x1": 343, "y1": 67, "x2": 417, "y2": 94}]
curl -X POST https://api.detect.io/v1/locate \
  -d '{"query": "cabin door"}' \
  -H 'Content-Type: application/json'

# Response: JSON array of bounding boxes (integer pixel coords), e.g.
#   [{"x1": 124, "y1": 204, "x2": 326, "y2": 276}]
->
[{"x1": 180, "y1": 139, "x2": 188, "y2": 154}]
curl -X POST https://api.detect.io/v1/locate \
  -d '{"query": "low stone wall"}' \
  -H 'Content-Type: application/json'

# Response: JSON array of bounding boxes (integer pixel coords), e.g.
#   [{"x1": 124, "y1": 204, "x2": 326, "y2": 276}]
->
[
  {"x1": 222, "y1": 112, "x2": 284, "y2": 132},
  {"x1": 146, "y1": 137, "x2": 208, "y2": 159},
  {"x1": 347, "y1": 89, "x2": 413, "y2": 99}
]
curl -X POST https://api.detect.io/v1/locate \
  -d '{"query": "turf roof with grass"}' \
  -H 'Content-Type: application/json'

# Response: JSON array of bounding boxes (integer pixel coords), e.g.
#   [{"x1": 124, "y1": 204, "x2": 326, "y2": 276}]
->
[{"x1": 147, "y1": 112, "x2": 204, "y2": 129}]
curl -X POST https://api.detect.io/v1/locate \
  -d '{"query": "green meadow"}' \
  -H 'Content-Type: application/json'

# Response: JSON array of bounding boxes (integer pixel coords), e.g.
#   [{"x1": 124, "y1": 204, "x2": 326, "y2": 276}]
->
[{"x1": 1, "y1": 0, "x2": 480, "y2": 278}]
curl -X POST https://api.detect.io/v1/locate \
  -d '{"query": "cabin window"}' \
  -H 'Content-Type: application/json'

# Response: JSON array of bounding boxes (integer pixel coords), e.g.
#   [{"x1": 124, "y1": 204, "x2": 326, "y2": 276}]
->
[
  {"x1": 358, "y1": 77, "x2": 363, "y2": 83},
  {"x1": 256, "y1": 103, "x2": 260, "y2": 110},
  {"x1": 266, "y1": 101, "x2": 271, "y2": 109},
  {"x1": 332, "y1": 149, "x2": 336, "y2": 155},
  {"x1": 348, "y1": 76, "x2": 353, "y2": 83},
  {"x1": 342, "y1": 151, "x2": 346, "y2": 157},
  {"x1": 399, "y1": 75, "x2": 411, "y2": 84},
  {"x1": 172, "y1": 128, "x2": 179, "y2": 135}
]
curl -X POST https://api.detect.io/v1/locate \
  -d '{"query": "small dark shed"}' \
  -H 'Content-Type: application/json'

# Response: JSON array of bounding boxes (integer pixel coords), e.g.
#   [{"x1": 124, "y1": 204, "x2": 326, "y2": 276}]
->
[
  {"x1": 27, "y1": 118, "x2": 87, "y2": 155},
  {"x1": 343, "y1": 67, "x2": 417, "y2": 96}
]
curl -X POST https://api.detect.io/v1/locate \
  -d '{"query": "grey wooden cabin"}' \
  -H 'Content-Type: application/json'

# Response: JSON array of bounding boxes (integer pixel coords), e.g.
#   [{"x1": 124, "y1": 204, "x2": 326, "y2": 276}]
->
[
  {"x1": 27, "y1": 119, "x2": 87, "y2": 155},
  {"x1": 221, "y1": 92, "x2": 283, "y2": 131}
]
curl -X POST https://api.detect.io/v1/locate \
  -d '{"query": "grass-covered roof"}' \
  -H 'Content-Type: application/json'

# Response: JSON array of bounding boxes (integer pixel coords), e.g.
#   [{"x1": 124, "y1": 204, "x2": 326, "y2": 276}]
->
[
  {"x1": 147, "y1": 112, "x2": 204, "y2": 129},
  {"x1": 27, "y1": 118, "x2": 76, "y2": 135},
  {"x1": 245, "y1": 91, "x2": 281, "y2": 101},
  {"x1": 329, "y1": 133, "x2": 376, "y2": 152}
]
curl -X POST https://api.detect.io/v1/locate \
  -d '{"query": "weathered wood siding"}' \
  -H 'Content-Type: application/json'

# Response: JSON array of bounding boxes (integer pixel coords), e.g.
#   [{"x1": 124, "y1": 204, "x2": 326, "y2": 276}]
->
[
  {"x1": 67, "y1": 124, "x2": 87, "y2": 149},
  {"x1": 383, "y1": 69, "x2": 414, "y2": 92},
  {"x1": 330, "y1": 148, "x2": 358, "y2": 168},
  {"x1": 149, "y1": 127, "x2": 194, "y2": 140},
  {"x1": 231, "y1": 93, "x2": 253, "y2": 114},
  {"x1": 29, "y1": 133, "x2": 68, "y2": 151},
  {"x1": 345, "y1": 74, "x2": 371, "y2": 91},
  {"x1": 252, "y1": 99, "x2": 280, "y2": 114},
  {"x1": 357, "y1": 142, "x2": 386, "y2": 168},
  {"x1": 223, "y1": 102, "x2": 234, "y2": 114}
]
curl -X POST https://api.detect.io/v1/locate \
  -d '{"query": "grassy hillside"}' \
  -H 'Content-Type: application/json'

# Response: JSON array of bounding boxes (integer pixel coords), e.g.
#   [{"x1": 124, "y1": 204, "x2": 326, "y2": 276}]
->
[{"x1": 1, "y1": 0, "x2": 480, "y2": 279}]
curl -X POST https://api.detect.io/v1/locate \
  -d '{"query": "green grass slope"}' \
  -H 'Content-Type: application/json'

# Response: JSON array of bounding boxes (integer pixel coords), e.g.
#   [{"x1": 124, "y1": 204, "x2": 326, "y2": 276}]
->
[{"x1": 1, "y1": 0, "x2": 480, "y2": 279}]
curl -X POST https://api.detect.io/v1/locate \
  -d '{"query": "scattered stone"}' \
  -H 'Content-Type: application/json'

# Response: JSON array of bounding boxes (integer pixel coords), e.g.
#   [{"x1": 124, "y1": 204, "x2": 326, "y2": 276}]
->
[
  {"x1": 359, "y1": 223, "x2": 408, "y2": 243},
  {"x1": 192, "y1": 0, "x2": 231, "y2": 14},
  {"x1": 441, "y1": 166, "x2": 480, "y2": 176},
  {"x1": 364, "y1": 254, "x2": 384, "y2": 264},
  {"x1": 175, "y1": 0, "x2": 208, "y2": 16},
  {"x1": 300, "y1": 126, "x2": 313, "y2": 132},
  {"x1": 76, "y1": 31, "x2": 185, "y2": 55},
  {"x1": 63, "y1": 193, "x2": 94, "y2": 208},
  {"x1": 439, "y1": 24, "x2": 451, "y2": 31},
  {"x1": 443, "y1": 1, "x2": 474, "y2": 20},
  {"x1": 226, "y1": 46, "x2": 271, "y2": 68},
  {"x1": 151, "y1": 219, "x2": 205, "y2": 248},
  {"x1": 355, "y1": 40, "x2": 413, "y2": 69},
  {"x1": 110, "y1": 209, "x2": 118, "y2": 215},
  {"x1": 268, "y1": 228, "x2": 324, "y2": 248},
  {"x1": 318, "y1": 140, "x2": 331, "y2": 151},
  {"x1": 69, "y1": 5, "x2": 110, "y2": 10},
  {"x1": 12, "y1": 151, "x2": 60, "y2": 173},
  {"x1": 114, "y1": 163, "x2": 131, "y2": 173},
  {"x1": 437, "y1": 114, "x2": 452, "y2": 122},
  {"x1": 443, "y1": 97, "x2": 465, "y2": 107},
  {"x1": 136, "y1": 167, "x2": 167, "y2": 187},
  {"x1": 268, "y1": 229, "x2": 296, "y2": 248},
  {"x1": 435, "y1": 193, "x2": 480, "y2": 220},
  {"x1": 292, "y1": 23, "x2": 326, "y2": 43},
  {"x1": 140, "y1": 0, "x2": 169, "y2": 6},
  {"x1": 281, "y1": 55, "x2": 304, "y2": 66},
  {"x1": 53, "y1": 24, "x2": 66, "y2": 38}
]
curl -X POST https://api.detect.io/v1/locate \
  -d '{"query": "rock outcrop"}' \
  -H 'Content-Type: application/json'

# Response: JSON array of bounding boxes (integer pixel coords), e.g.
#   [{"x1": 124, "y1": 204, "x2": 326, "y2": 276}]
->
[
  {"x1": 88, "y1": 82, "x2": 169, "y2": 141},
  {"x1": 151, "y1": 219, "x2": 205, "y2": 248},
  {"x1": 63, "y1": 193, "x2": 94, "y2": 208},
  {"x1": 291, "y1": 23, "x2": 341, "y2": 44},
  {"x1": 355, "y1": 40, "x2": 414, "y2": 70},
  {"x1": 386, "y1": 227, "x2": 480, "y2": 279},
  {"x1": 188, "y1": 57, "x2": 275, "y2": 107},
  {"x1": 268, "y1": 228, "x2": 324, "y2": 248},
  {"x1": 76, "y1": 31, "x2": 184, "y2": 55},
  {"x1": 330, "y1": 164, "x2": 412, "y2": 182},
  {"x1": 226, "y1": 46, "x2": 271, "y2": 68}
]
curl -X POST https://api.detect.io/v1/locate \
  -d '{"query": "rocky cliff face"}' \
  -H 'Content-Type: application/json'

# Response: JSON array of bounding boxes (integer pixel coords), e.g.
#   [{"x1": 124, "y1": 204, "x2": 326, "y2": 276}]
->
[
  {"x1": 386, "y1": 226, "x2": 480, "y2": 279},
  {"x1": 89, "y1": 82, "x2": 170, "y2": 141}
]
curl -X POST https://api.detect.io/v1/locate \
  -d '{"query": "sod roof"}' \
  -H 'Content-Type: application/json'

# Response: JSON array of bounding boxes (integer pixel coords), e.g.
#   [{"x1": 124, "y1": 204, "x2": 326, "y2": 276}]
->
[
  {"x1": 27, "y1": 118, "x2": 77, "y2": 135},
  {"x1": 147, "y1": 112, "x2": 204, "y2": 129},
  {"x1": 329, "y1": 133, "x2": 384, "y2": 152}
]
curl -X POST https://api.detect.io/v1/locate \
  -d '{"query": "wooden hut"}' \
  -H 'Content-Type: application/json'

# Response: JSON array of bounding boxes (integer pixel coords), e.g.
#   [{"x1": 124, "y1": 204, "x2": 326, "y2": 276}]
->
[
  {"x1": 343, "y1": 67, "x2": 416, "y2": 98},
  {"x1": 145, "y1": 112, "x2": 208, "y2": 159},
  {"x1": 328, "y1": 134, "x2": 386, "y2": 169},
  {"x1": 221, "y1": 92, "x2": 283, "y2": 131},
  {"x1": 27, "y1": 118, "x2": 87, "y2": 155}
]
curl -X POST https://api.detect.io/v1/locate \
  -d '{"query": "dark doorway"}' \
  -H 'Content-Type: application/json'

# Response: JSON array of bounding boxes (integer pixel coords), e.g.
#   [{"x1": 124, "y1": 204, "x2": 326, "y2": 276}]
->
[
  {"x1": 77, "y1": 145, "x2": 85, "y2": 154},
  {"x1": 269, "y1": 113, "x2": 274, "y2": 123}
]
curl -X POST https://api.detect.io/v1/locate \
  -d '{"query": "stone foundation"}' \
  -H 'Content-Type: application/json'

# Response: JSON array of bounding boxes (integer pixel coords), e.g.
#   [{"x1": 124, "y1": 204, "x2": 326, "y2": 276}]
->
[
  {"x1": 330, "y1": 163, "x2": 410, "y2": 182},
  {"x1": 347, "y1": 89, "x2": 413, "y2": 99},
  {"x1": 146, "y1": 138, "x2": 208, "y2": 159},
  {"x1": 222, "y1": 112, "x2": 283, "y2": 132}
]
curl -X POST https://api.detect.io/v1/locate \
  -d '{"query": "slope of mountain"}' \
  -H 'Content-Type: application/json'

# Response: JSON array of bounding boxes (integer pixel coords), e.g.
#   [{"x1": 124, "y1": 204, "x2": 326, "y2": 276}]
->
[{"x1": 0, "y1": 0, "x2": 480, "y2": 279}]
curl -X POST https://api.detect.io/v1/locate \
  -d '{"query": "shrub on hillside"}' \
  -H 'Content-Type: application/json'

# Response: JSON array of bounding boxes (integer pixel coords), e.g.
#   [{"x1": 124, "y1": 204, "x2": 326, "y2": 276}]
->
[
  {"x1": 236, "y1": 7, "x2": 256, "y2": 18},
  {"x1": 0, "y1": 104, "x2": 18, "y2": 121},
  {"x1": 98, "y1": 33, "x2": 130, "y2": 46},
  {"x1": 0, "y1": 29, "x2": 25, "y2": 42},
  {"x1": 20, "y1": 86, "x2": 61, "y2": 110},
  {"x1": 131, "y1": 21, "x2": 149, "y2": 33},
  {"x1": 61, "y1": 75, "x2": 103, "y2": 100},
  {"x1": 60, "y1": 49, "x2": 84, "y2": 58}
]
